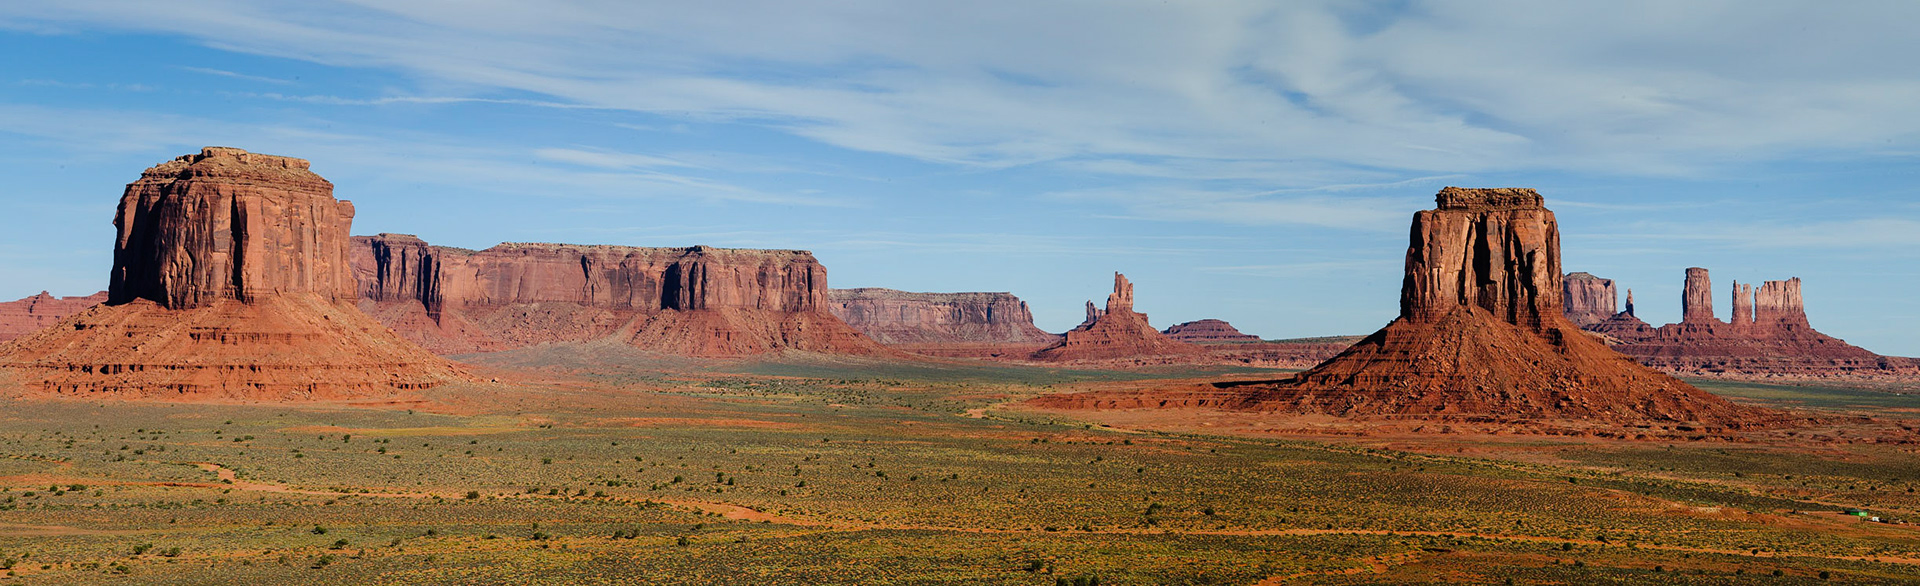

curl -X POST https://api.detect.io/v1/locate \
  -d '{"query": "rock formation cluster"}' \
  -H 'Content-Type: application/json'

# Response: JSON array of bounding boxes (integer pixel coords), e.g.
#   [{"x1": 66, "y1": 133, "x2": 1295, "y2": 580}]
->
[
  {"x1": 353, "y1": 234, "x2": 891, "y2": 357},
  {"x1": 0, "y1": 148, "x2": 458, "y2": 399},
  {"x1": 1566, "y1": 268, "x2": 1916, "y2": 379},
  {"x1": 0, "y1": 291, "x2": 107, "y2": 342},
  {"x1": 1040, "y1": 188, "x2": 1754, "y2": 425},
  {"x1": 1031, "y1": 273, "x2": 1203, "y2": 362},
  {"x1": 1161, "y1": 319, "x2": 1260, "y2": 342},
  {"x1": 827, "y1": 288, "x2": 1057, "y2": 351}
]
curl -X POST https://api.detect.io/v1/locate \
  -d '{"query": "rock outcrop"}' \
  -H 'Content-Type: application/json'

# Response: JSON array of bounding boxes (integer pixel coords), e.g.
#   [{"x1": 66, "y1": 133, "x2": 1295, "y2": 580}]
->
[
  {"x1": 1561, "y1": 272, "x2": 1617, "y2": 326},
  {"x1": 352, "y1": 234, "x2": 893, "y2": 357},
  {"x1": 0, "y1": 291, "x2": 107, "y2": 342},
  {"x1": 1585, "y1": 269, "x2": 1914, "y2": 379},
  {"x1": 0, "y1": 148, "x2": 458, "y2": 399},
  {"x1": 1031, "y1": 273, "x2": 1203, "y2": 362},
  {"x1": 1162, "y1": 319, "x2": 1260, "y2": 342},
  {"x1": 826, "y1": 288, "x2": 1057, "y2": 349},
  {"x1": 1682, "y1": 267, "x2": 1715, "y2": 325},
  {"x1": 1038, "y1": 188, "x2": 1755, "y2": 426}
]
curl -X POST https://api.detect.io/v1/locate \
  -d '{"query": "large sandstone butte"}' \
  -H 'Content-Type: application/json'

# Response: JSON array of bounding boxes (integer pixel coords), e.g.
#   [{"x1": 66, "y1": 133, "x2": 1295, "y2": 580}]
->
[
  {"x1": 827, "y1": 288, "x2": 1057, "y2": 350},
  {"x1": 1561, "y1": 272, "x2": 1617, "y2": 326},
  {"x1": 1031, "y1": 273, "x2": 1203, "y2": 362},
  {"x1": 0, "y1": 148, "x2": 458, "y2": 400},
  {"x1": 353, "y1": 234, "x2": 893, "y2": 357},
  {"x1": 0, "y1": 291, "x2": 107, "y2": 342},
  {"x1": 1162, "y1": 319, "x2": 1260, "y2": 342},
  {"x1": 1573, "y1": 268, "x2": 1918, "y2": 379},
  {"x1": 1042, "y1": 188, "x2": 1754, "y2": 425}
]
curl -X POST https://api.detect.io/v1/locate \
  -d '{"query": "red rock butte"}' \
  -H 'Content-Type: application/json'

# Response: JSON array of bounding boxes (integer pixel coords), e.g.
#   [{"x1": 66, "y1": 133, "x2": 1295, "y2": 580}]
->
[
  {"x1": 353, "y1": 234, "x2": 894, "y2": 357},
  {"x1": 1569, "y1": 268, "x2": 1918, "y2": 379},
  {"x1": 1162, "y1": 319, "x2": 1260, "y2": 342},
  {"x1": 827, "y1": 288, "x2": 1057, "y2": 348},
  {"x1": 1038, "y1": 188, "x2": 1758, "y2": 426},
  {"x1": 1031, "y1": 273, "x2": 1203, "y2": 362},
  {"x1": 0, "y1": 147, "x2": 459, "y2": 400}
]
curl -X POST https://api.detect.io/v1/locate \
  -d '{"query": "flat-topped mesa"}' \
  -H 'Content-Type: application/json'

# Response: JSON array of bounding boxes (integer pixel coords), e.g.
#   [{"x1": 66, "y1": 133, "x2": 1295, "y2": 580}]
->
[
  {"x1": 826, "y1": 288, "x2": 1056, "y2": 346},
  {"x1": 1032, "y1": 272, "x2": 1202, "y2": 362},
  {"x1": 1221, "y1": 187, "x2": 1753, "y2": 424},
  {"x1": 1401, "y1": 187, "x2": 1561, "y2": 330},
  {"x1": 2, "y1": 149, "x2": 459, "y2": 400},
  {"x1": 1162, "y1": 319, "x2": 1260, "y2": 342},
  {"x1": 0, "y1": 291, "x2": 109, "y2": 342},
  {"x1": 110, "y1": 147, "x2": 355, "y2": 309},
  {"x1": 351, "y1": 234, "x2": 888, "y2": 357},
  {"x1": 1754, "y1": 278, "x2": 1809, "y2": 329},
  {"x1": 1562, "y1": 272, "x2": 1618, "y2": 327},
  {"x1": 1682, "y1": 267, "x2": 1717, "y2": 325},
  {"x1": 1433, "y1": 186, "x2": 1544, "y2": 211}
]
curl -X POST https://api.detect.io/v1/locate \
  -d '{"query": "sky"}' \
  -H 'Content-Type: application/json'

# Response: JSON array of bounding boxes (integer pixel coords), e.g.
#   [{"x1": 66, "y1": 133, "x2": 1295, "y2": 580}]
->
[{"x1": 0, "y1": 1, "x2": 1917, "y2": 354}]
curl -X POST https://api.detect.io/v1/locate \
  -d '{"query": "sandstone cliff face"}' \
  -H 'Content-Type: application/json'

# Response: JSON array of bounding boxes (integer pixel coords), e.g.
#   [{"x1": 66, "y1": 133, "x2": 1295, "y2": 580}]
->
[
  {"x1": 1031, "y1": 273, "x2": 1202, "y2": 362},
  {"x1": 1561, "y1": 272, "x2": 1617, "y2": 327},
  {"x1": 1401, "y1": 188, "x2": 1560, "y2": 330},
  {"x1": 1056, "y1": 188, "x2": 1754, "y2": 425},
  {"x1": 826, "y1": 288, "x2": 1056, "y2": 346},
  {"x1": 0, "y1": 291, "x2": 108, "y2": 342},
  {"x1": 1162, "y1": 319, "x2": 1259, "y2": 342},
  {"x1": 2, "y1": 148, "x2": 458, "y2": 399},
  {"x1": 1586, "y1": 270, "x2": 1906, "y2": 379},
  {"x1": 1682, "y1": 267, "x2": 1716, "y2": 325},
  {"x1": 110, "y1": 147, "x2": 357, "y2": 309},
  {"x1": 352, "y1": 234, "x2": 890, "y2": 357}
]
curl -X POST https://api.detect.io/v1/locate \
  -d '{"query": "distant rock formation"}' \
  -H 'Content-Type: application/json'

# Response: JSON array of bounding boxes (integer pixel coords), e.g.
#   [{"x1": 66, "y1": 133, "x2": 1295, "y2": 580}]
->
[
  {"x1": 1561, "y1": 272, "x2": 1617, "y2": 326},
  {"x1": 352, "y1": 234, "x2": 893, "y2": 357},
  {"x1": 1584, "y1": 268, "x2": 1915, "y2": 379},
  {"x1": 0, "y1": 291, "x2": 107, "y2": 342},
  {"x1": 826, "y1": 288, "x2": 1057, "y2": 349},
  {"x1": 1031, "y1": 273, "x2": 1203, "y2": 362},
  {"x1": 1039, "y1": 188, "x2": 1755, "y2": 426},
  {"x1": 0, "y1": 148, "x2": 458, "y2": 399},
  {"x1": 1162, "y1": 319, "x2": 1259, "y2": 342}
]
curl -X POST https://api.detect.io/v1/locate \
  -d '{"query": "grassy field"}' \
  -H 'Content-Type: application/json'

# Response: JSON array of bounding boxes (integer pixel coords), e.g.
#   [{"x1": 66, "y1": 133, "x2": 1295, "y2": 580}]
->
[{"x1": 0, "y1": 351, "x2": 1917, "y2": 584}]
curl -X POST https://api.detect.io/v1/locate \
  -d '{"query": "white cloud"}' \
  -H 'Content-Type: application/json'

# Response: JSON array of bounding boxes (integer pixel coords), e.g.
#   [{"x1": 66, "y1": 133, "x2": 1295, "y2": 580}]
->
[{"x1": 8, "y1": 1, "x2": 1918, "y2": 186}]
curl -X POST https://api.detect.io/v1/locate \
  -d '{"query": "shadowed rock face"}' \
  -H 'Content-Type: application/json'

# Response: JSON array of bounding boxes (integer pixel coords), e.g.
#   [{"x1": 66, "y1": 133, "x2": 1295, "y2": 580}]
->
[
  {"x1": 1400, "y1": 187, "x2": 1560, "y2": 330},
  {"x1": 826, "y1": 288, "x2": 1056, "y2": 346},
  {"x1": 1031, "y1": 273, "x2": 1202, "y2": 362},
  {"x1": 110, "y1": 147, "x2": 357, "y2": 309},
  {"x1": 2, "y1": 148, "x2": 458, "y2": 399},
  {"x1": 1562, "y1": 272, "x2": 1617, "y2": 327},
  {"x1": 352, "y1": 234, "x2": 892, "y2": 357},
  {"x1": 1162, "y1": 319, "x2": 1259, "y2": 342},
  {"x1": 1086, "y1": 187, "x2": 1757, "y2": 425}
]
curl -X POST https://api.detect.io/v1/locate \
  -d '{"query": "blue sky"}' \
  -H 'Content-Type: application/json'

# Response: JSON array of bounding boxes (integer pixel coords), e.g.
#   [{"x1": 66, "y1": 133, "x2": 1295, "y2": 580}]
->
[{"x1": 1, "y1": 2, "x2": 1917, "y2": 354}]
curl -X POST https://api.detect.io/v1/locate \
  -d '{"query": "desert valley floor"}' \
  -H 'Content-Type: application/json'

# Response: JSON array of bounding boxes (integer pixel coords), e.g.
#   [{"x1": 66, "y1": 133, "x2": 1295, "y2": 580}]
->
[{"x1": 2, "y1": 346, "x2": 1919, "y2": 585}]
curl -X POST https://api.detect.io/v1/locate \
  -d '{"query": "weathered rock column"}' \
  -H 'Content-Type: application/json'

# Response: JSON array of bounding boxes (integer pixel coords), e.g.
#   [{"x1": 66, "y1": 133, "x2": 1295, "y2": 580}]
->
[{"x1": 1681, "y1": 267, "x2": 1716, "y2": 324}]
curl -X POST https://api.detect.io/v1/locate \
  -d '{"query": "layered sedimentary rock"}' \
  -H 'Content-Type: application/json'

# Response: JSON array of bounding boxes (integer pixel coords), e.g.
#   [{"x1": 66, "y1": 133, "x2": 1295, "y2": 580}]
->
[
  {"x1": 1039, "y1": 188, "x2": 1754, "y2": 425},
  {"x1": 0, "y1": 291, "x2": 107, "y2": 342},
  {"x1": 1162, "y1": 319, "x2": 1260, "y2": 342},
  {"x1": 1682, "y1": 267, "x2": 1715, "y2": 325},
  {"x1": 826, "y1": 288, "x2": 1057, "y2": 351},
  {"x1": 352, "y1": 235, "x2": 892, "y2": 357},
  {"x1": 1031, "y1": 273, "x2": 1203, "y2": 362},
  {"x1": 1589, "y1": 270, "x2": 1913, "y2": 379},
  {"x1": 0, "y1": 148, "x2": 458, "y2": 399},
  {"x1": 1561, "y1": 272, "x2": 1617, "y2": 326}
]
